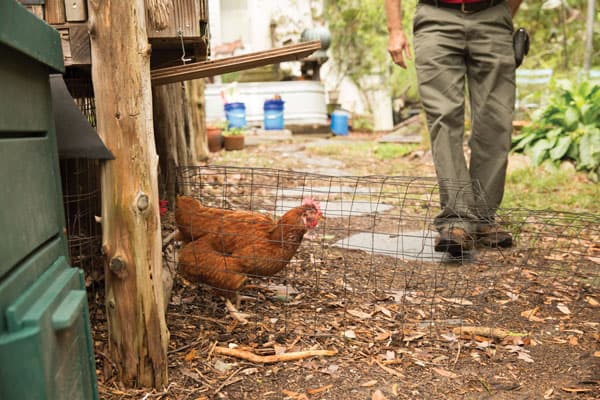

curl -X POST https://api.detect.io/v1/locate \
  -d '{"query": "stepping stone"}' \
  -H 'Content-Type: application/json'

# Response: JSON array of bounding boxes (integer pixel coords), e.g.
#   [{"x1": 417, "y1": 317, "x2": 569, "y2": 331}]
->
[
  {"x1": 332, "y1": 230, "x2": 467, "y2": 263},
  {"x1": 275, "y1": 199, "x2": 394, "y2": 218},
  {"x1": 275, "y1": 186, "x2": 376, "y2": 199}
]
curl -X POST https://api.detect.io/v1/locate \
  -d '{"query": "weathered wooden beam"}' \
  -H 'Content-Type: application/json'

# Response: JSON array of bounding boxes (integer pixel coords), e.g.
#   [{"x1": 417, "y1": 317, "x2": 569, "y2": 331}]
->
[
  {"x1": 88, "y1": 0, "x2": 169, "y2": 388},
  {"x1": 45, "y1": 0, "x2": 65, "y2": 24},
  {"x1": 151, "y1": 40, "x2": 322, "y2": 86}
]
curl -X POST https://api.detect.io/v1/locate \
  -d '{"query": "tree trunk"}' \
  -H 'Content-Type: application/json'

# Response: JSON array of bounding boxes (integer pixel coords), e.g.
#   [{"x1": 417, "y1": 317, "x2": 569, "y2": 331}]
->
[
  {"x1": 88, "y1": 0, "x2": 169, "y2": 388},
  {"x1": 153, "y1": 83, "x2": 188, "y2": 206},
  {"x1": 186, "y1": 79, "x2": 209, "y2": 161},
  {"x1": 153, "y1": 83, "x2": 195, "y2": 313}
]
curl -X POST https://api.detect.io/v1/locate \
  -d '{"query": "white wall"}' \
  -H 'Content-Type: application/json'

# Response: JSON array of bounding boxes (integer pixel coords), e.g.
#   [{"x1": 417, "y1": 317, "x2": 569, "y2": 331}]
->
[{"x1": 208, "y1": 0, "x2": 394, "y2": 131}]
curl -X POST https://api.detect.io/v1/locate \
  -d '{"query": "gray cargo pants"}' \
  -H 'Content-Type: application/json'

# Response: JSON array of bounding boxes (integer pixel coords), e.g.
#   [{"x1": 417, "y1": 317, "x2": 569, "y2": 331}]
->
[{"x1": 413, "y1": 1, "x2": 516, "y2": 233}]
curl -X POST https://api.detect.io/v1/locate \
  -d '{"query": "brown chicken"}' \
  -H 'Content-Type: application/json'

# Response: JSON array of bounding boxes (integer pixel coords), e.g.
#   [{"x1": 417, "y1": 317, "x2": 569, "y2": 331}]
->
[{"x1": 175, "y1": 195, "x2": 323, "y2": 319}]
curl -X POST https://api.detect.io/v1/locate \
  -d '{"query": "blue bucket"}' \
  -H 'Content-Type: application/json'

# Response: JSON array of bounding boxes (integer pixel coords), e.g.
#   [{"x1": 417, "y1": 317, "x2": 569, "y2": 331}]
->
[
  {"x1": 224, "y1": 102, "x2": 247, "y2": 128},
  {"x1": 331, "y1": 110, "x2": 349, "y2": 135},
  {"x1": 263, "y1": 99, "x2": 284, "y2": 130}
]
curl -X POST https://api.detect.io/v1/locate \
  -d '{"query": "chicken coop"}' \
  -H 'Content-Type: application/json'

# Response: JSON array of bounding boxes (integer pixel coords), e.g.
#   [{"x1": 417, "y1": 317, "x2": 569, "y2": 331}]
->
[
  {"x1": 16, "y1": 0, "x2": 211, "y2": 280},
  {"x1": 171, "y1": 165, "x2": 600, "y2": 347},
  {"x1": 0, "y1": 3, "x2": 97, "y2": 398}
]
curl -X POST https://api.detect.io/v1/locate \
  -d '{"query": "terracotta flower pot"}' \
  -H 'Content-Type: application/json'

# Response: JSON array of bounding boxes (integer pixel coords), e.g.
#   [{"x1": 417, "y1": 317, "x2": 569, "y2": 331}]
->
[
  {"x1": 207, "y1": 126, "x2": 223, "y2": 152},
  {"x1": 224, "y1": 135, "x2": 245, "y2": 151}
]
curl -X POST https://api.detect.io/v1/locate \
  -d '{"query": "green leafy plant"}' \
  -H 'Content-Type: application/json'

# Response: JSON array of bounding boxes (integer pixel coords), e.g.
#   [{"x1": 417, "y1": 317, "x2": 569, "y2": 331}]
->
[
  {"x1": 222, "y1": 127, "x2": 245, "y2": 136},
  {"x1": 352, "y1": 116, "x2": 374, "y2": 132},
  {"x1": 511, "y1": 79, "x2": 600, "y2": 181}
]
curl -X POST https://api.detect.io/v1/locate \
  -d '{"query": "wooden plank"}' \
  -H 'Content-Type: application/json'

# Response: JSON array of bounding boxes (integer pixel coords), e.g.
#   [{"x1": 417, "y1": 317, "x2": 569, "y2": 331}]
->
[
  {"x1": 69, "y1": 23, "x2": 91, "y2": 64},
  {"x1": 45, "y1": 0, "x2": 65, "y2": 24},
  {"x1": 55, "y1": 23, "x2": 90, "y2": 66},
  {"x1": 151, "y1": 40, "x2": 321, "y2": 86},
  {"x1": 147, "y1": 0, "x2": 203, "y2": 39}
]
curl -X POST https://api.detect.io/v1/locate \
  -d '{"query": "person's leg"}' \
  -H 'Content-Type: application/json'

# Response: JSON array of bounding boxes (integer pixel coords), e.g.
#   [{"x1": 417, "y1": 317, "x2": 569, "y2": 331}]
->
[
  {"x1": 413, "y1": 4, "x2": 477, "y2": 254},
  {"x1": 466, "y1": 3, "x2": 515, "y2": 221},
  {"x1": 465, "y1": 2, "x2": 515, "y2": 247}
]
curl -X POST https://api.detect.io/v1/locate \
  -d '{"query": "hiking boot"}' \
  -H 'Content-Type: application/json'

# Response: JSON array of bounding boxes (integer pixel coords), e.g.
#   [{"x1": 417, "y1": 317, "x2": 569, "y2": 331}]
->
[
  {"x1": 434, "y1": 228, "x2": 474, "y2": 257},
  {"x1": 476, "y1": 225, "x2": 513, "y2": 248}
]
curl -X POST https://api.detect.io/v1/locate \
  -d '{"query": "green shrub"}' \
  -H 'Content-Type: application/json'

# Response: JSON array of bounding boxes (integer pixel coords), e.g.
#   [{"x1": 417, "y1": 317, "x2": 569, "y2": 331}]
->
[{"x1": 511, "y1": 79, "x2": 600, "y2": 181}]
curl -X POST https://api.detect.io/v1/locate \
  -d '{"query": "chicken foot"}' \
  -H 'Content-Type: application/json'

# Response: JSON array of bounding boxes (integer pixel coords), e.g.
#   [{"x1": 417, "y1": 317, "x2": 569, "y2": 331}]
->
[{"x1": 224, "y1": 298, "x2": 250, "y2": 325}]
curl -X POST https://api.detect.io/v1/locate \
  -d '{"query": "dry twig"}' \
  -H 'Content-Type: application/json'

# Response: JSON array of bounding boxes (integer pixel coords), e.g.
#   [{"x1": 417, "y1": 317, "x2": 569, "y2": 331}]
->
[
  {"x1": 453, "y1": 326, "x2": 527, "y2": 341},
  {"x1": 214, "y1": 346, "x2": 337, "y2": 364}
]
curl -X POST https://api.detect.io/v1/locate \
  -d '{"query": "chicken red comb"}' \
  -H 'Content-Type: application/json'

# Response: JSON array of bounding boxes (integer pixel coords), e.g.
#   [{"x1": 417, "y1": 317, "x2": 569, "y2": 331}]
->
[{"x1": 302, "y1": 197, "x2": 323, "y2": 216}]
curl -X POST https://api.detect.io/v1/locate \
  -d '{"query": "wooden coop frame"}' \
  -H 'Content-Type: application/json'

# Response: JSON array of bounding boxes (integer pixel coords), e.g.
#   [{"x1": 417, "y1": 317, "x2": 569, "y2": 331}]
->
[{"x1": 18, "y1": 0, "x2": 322, "y2": 388}]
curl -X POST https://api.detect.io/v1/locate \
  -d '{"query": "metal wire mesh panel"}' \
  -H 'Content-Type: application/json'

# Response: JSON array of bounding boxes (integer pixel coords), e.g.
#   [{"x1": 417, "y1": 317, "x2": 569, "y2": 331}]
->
[
  {"x1": 60, "y1": 158, "x2": 103, "y2": 274},
  {"x1": 173, "y1": 165, "x2": 599, "y2": 343}
]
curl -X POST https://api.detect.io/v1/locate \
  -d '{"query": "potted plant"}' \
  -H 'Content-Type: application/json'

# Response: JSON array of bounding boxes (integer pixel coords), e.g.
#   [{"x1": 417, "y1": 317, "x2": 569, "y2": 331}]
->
[
  {"x1": 222, "y1": 127, "x2": 245, "y2": 151},
  {"x1": 206, "y1": 122, "x2": 225, "y2": 152}
]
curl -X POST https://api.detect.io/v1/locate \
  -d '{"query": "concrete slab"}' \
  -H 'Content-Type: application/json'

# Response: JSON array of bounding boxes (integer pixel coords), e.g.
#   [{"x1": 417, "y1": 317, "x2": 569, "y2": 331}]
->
[
  {"x1": 244, "y1": 129, "x2": 293, "y2": 146},
  {"x1": 275, "y1": 199, "x2": 394, "y2": 218},
  {"x1": 275, "y1": 186, "x2": 376, "y2": 199},
  {"x1": 333, "y1": 230, "x2": 455, "y2": 263},
  {"x1": 378, "y1": 133, "x2": 421, "y2": 144}
]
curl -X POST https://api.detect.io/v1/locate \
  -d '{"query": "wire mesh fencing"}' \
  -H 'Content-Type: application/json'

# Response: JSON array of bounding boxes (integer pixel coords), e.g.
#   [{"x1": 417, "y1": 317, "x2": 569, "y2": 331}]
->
[{"x1": 172, "y1": 165, "x2": 599, "y2": 343}]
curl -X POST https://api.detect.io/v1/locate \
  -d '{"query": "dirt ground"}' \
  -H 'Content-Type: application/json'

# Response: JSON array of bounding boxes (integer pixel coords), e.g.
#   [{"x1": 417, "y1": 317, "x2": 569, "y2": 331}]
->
[{"x1": 92, "y1": 133, "x2": 600, "y2": 399}]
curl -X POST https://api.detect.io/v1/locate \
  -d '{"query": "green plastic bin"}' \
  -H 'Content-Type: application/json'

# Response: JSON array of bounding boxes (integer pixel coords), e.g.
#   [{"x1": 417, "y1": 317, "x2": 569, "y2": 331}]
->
[{"x1": 0, "y1": 1, "x2": 98, "y2": 399}]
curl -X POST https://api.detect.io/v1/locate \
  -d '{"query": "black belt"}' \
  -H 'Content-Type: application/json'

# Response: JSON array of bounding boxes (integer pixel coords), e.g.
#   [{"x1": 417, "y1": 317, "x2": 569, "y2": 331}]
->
[{"x1": 420, "y1": 0, "x2": 503, "y2": 13}]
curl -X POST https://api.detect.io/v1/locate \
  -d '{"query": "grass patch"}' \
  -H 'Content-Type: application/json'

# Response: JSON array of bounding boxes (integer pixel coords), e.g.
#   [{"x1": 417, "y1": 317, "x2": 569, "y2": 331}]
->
[
  {"x1": 374, "y1": 143, "x2": 418, "y2": 160},
  {"x1": 504, "y1": 166, "x2": 600, "y2": 214},
  {"x1": 307, "y1": 140, "x2": 418, "y2": 161}
]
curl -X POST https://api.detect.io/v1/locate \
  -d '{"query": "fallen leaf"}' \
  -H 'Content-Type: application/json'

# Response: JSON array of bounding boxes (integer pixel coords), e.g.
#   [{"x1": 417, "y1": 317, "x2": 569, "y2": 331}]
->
[
  {"x1": 561, "y1": 387, "x2": 592, "y2": 393},
  {"x1": 361, "y1": 380, "x2": 378, "y2": 387},
  {"x1": 281, "y1": 389, "x2": 309, "y2": 400},
  {"x1": 543, "y1": 388, "x2": 554, "y2": 399},
  {"x1": 372, "y1": 389, "x2": 389, "y2": 400},
  {"x1": 557, "y1": 303, "x2": 571, "y2": 315},
  {"x1": 322, "y1": 364, "x2": 340, "y2": 375},
  {"x1": 432, "y1": 367, "x2": 460, "y2": 379},
  {"x1": 402, "y1": 331, "x2": 426, "y2": 342},
  {"x1": 184, "y1": 348, "x2": 197, "y2": 363},
  {"x1": 348, "y1": 309, "x2": 372, "y2": 319},
  {"x1": 521, "y1": 306, "x2": 538, "y2": 317},
  {"x1": 241, "y1": 368, "x2": 258, "y2": 375},
  {"x1": 375, "y1": 331, "x2": 391, "y2": 341},
  {"x1": 307, "y1": 384, "x2": 333, "y2": 395},
  {"x1": 343, "y1": 330, "x2": 357, "y2": 339},
  {"x1": 376, "y1": 305, "x2": 392, "y2": 318},
  {"x1": 517, "y1": 351, "x2": 534, "y2": 363},
  {"x1": 568, "y1": 336, "x2": 579, "y2": 346},
  {"x1": 213, "y1": 359, "x2": 233, "y2": 373},
  {"x1": 506, "y1": 291, "x2": 519, "y2": 301},
  {"x1": 273, "y1": 344, "x2": 287, "y2": 355},
  {"x1": 593, "y1": 351, "x2": 600, "y2": 358},
  {"x1": 440, "y1": 297, "x2": 473, "y2": 306},
  {"x1": 502, "y1": 335, "x2": 526, "y2": 346},
  {"x1": 441, "y1": 332, "x2": 457, "y2": 342},
  {"x1": 562, "y1": 329, "x2": 584, "y2": 335},
  {"x1": 585, "y1": 297, "x2": 599, "y2": 307},
  {"x1": 588, "y1": 256, "x2": 600, "y2": 264}
]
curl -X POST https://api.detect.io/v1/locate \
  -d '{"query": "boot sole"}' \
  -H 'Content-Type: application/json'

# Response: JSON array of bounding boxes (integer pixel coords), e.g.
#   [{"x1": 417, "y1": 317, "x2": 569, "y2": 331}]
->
[
  {"x1": 434, "y1": 239, "x2": 468, "y2": 257},
  {"x1": 478, "y1": 236, "x2": 513, "y2": 248}
]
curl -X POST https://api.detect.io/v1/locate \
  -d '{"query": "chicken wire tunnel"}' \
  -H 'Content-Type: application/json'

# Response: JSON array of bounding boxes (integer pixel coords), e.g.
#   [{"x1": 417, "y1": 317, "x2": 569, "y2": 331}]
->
[{"x1": 169, "y1": 165, "x2": 599, "y2": 344}]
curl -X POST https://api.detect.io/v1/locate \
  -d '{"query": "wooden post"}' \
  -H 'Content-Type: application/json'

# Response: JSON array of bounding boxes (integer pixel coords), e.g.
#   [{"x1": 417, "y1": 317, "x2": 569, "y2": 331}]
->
[
  {"x1": 186, "y1": 79, "x2": 209, "y2": 162},
  {"x1": 88, "y1": 0, "x2": 168, "y2": 388},
  {"x1": 153, "y1": 82, "x2": 196, "y2": 202}
]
